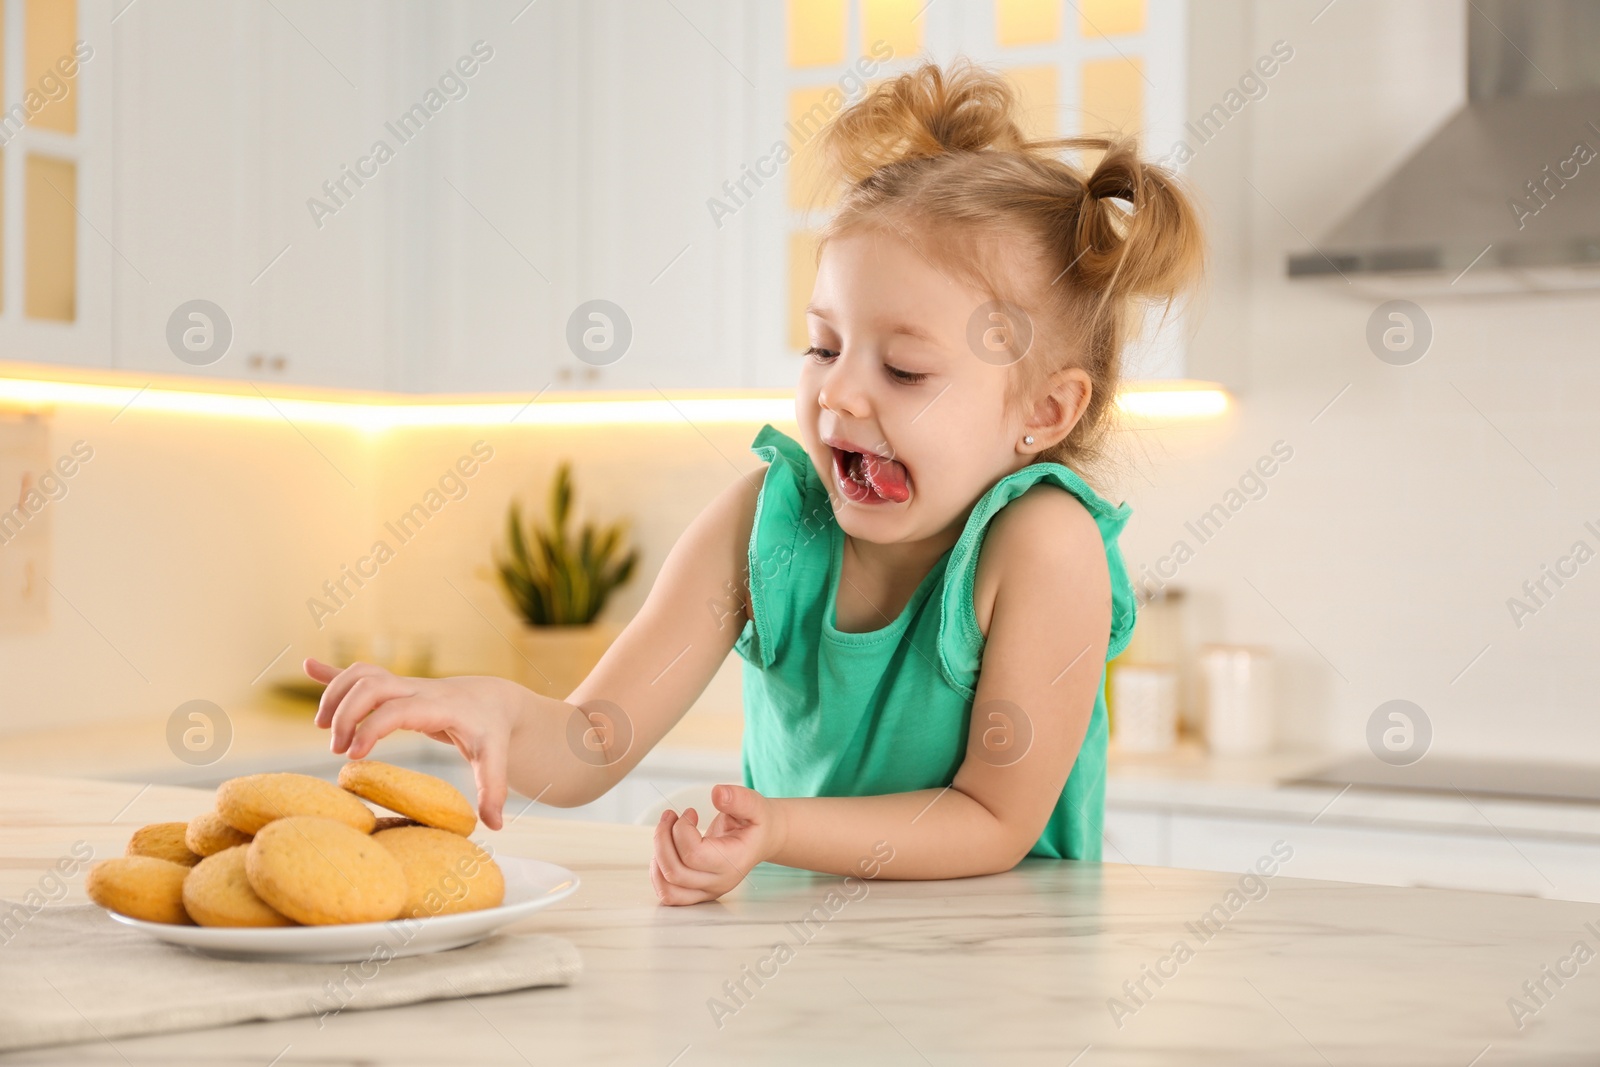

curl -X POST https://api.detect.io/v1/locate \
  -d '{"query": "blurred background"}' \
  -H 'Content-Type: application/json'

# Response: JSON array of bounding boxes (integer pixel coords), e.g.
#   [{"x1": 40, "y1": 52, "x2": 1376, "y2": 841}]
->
[{"x1": 1, "y1": 0, "x2": 1598, "y2": 902}]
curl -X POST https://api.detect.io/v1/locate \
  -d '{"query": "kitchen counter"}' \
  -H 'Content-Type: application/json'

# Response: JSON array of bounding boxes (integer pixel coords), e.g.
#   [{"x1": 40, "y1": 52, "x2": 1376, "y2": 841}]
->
[
  {"x1": 3, "y1": 772, "x2": 1600, "y2": 1064},
  {"x1": 1106, "y1": 740, "x2": 1600, "y2": 844},
  {"x1": 11, "y1": 704, "x2": 1600, "y2": 845},
  {"x1": 0, "y1": 698, "x2": 745, "y2": 791}
]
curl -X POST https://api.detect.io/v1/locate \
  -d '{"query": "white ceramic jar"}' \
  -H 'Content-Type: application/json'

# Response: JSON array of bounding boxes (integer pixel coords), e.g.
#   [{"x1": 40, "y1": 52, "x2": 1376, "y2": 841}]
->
[
  {"x1": 1198, "y1": 645, "x2": 1274, "y2": 755},
  {"x1": 1110, "y1": 664, "x2": 1180, "y2": 752}
]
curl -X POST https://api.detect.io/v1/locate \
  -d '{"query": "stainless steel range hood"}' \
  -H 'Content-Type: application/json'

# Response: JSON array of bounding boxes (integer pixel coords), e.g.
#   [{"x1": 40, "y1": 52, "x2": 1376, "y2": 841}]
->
[{"x1": 1289, "y1": 0, "x2": 1600, "y2": 291}]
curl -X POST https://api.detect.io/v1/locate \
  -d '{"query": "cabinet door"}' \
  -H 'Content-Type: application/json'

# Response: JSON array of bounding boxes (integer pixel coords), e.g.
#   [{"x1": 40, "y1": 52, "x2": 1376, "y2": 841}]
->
[
  {"x1": 429, "y1": 0, "x2": 754, "y2": 395},
  {"x1": 0, "y1": 0, "x2": 115, "y2": 367},
  {"x1": 0, "y1": 0, "x2": 111, "y2": 369},
  {"x1": 252, "y1": 0, "x2": 389, "y2": 391},
  {"x1": 1103, "y1": 806, "x2": 1170, "y2": 867},
  {"x1": 110, "y1": 0, "x2": 391, "y2": 390},
  {"x1": 1165, "y1": 811, "x2": 1600, "y2": 904},
  {"x1": 573, "y1": 0, "x2": 750, "y2": 392},
  {"x1": 109, "y1": 0, "x2": 263, "y2": 380},
  {"x1": 410, "y1": 0, "x2": 573, "y2": 395}
]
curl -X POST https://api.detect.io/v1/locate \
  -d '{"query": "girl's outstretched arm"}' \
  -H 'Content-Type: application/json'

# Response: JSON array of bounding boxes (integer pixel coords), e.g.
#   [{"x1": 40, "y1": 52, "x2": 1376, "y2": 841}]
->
[
  {"x1": 651, "y1": 486, "x2": 1111, "y2": 901},
  {"x1": 313, "y1": 467, "x2": 764, "y2": 828}
]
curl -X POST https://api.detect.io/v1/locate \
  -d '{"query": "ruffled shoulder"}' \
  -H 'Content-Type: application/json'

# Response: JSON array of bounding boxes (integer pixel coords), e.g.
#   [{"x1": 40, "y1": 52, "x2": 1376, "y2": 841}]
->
[
  {"x1": 734, "y1": 425, "x2": 834, "y2": 668},
  {"x1": 935, "y1": 462, "x2": 1135, "y2": 699}
]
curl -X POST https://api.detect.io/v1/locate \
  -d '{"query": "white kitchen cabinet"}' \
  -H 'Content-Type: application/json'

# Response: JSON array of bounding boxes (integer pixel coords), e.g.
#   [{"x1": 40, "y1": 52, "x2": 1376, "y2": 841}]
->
[
  {"x1": 390, "y1": 0, "x2": 1204, "y2": 393},
  {"x1": 1104, "y1": 802, "x2": 1600, "y2": 905},
  {"x1": 105, "y1": 0, "x2": 758, "y2": 395},
  {"x1": 110, "y1": 0, "x2": 391, "y2": 390},
  {"x1": 109, "y1": 0, "x2": 263, "y2": 380},
  {"x1": 551, "y1": 0, "x2": 753, "y2": 394},
  {"x1": 250, "y1": 0, "x2": 392, "y2": 391},
  {"x1": 37, "y1": 0, "x2": 1218, "y2": 393},
  {"x1": 406, "y1": 0, "x2": 587, "y2": 396},
  {"x1": 1103, "y1": 806, "x2": 1169, "y2": 867},
  {"x1": 416, "y1": 0, "x2": 760, "y2": 395},
  {"x1": 0, "y1": 0, "x2": 113, "y2": 369}
]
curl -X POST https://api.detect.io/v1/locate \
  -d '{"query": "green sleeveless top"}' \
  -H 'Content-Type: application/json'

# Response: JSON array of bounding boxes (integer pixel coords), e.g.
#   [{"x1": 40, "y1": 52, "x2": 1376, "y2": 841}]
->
[{"x1": 733, "y1": 424, "x2": 1136, "y2": 860}]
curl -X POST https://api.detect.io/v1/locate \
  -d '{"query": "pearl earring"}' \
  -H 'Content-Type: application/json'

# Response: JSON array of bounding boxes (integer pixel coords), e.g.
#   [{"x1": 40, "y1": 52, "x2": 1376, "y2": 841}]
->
[{"x1": 1023, "y1": 435, "x2": 1035, "y2": 446}]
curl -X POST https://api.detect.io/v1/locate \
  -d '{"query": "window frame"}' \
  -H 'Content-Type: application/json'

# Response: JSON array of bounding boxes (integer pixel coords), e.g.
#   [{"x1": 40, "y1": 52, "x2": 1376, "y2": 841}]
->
[{"x1": 766, "y1": 0, "x2": 1191, "y2": 382}]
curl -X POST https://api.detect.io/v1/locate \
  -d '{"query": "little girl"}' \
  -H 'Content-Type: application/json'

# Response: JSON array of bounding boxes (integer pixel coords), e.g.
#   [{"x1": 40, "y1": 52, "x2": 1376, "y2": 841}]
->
[{"x1": 306, "y1": 59, "x2": 1202, "y2": 905}]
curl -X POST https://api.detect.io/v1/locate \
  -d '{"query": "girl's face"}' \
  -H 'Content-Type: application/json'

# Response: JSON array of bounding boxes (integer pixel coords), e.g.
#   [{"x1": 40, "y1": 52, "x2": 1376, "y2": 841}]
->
[{"x1": 796, "y1": 225, "x2": 1034, "y2": 549}]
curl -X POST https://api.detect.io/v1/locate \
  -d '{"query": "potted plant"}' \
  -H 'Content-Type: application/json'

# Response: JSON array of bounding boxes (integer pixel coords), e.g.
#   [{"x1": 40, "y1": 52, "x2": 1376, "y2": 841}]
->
[{"x1": 493, "y1": 461, "x2": 639, "y2": 698}]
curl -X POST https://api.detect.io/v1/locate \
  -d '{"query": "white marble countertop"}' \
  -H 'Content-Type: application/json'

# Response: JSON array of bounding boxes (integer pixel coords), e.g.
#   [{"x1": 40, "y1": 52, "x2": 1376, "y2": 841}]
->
[{"x1": 4, "y1": 772, "x2": 1599, "y2": 1064}]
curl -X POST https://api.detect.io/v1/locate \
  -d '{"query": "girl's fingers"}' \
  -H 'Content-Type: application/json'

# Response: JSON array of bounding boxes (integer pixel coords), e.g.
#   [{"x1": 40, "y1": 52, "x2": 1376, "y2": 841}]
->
[
  {"x1": 345, "y1": 696, "x2": 505, "y2": 829},
  {"x1": 315, "y1": 661, "x2": 385, "y2": 729},
  {"x1": 653, "y1": 812, "x2": 720, "y2": 890},
  {"x1": 671, "y1": 812, "x2": 731, "y2": 876},
  {"x1": 303, "y1": 657, "x2": 340, "y2": 685},
  {"x1": 329, "y1": 674, "x2": 414, "y2": 753},
  {"x1": 345, "y1": 696, "x2": 453, "y2": 761},
  {"x1": 648, "y1": 857, "x2": 675, "y2": 903},
  {"x1": 652, "y1": 812, "x2": 702, "y2": 885},
  {"x1": 692, "y1": 830, "x2": 752, "y2": 881},
  {"x1": 649, "y1": 857, "x2": 711, "y2": 906},
  {"x1": 469, "y1": 731, "x2": 509, "y2": 831},
  {"x1": 648, "y1": 856, "x2": 664, "y2": 900}
]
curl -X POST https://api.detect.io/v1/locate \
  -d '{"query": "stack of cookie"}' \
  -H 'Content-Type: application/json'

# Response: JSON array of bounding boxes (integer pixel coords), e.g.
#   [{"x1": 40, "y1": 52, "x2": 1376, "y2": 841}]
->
[{"x1": 86, "y1": 761, "x2": 505, "y2": 928}]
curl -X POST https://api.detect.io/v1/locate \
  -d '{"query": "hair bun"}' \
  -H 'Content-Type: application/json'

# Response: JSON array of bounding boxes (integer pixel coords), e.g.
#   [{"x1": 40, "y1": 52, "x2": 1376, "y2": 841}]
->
[
  {"x1": 1068, "y1": 139, "x2": 1201, "y2": 302},
  {"x1": 1084, "y1": 159, "x2": 1137, "y2": 208},
  {"x1": 818, "y1": 58, "x2": 1028, "y2": 189}
]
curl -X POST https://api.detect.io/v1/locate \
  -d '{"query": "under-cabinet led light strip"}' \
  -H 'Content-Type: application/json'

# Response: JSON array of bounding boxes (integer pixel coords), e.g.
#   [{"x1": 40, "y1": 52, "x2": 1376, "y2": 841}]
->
[{"x1": 0, "y1": 375, "x2": 1228, "y2": 429}]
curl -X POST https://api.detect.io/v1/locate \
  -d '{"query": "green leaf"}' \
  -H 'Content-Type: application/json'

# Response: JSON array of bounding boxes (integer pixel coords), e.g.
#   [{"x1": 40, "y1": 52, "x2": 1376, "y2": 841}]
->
[
  {"x1": 594, "y1": 524, "x2": 620, "y2": 565},
  {"x1": 570, "y1": 566, "x2": 593, "y2": 622},
  {"x1": 496, "y1": 563, "x2": 536, "y2": 623},
  {"x1": 505, "y1": 504, "x2": 534, "y2": 576},
  {"x1": 533, "y1": 528, "x2": 559, "y2": 583},
  {"x1": 550, "y1": 464, "x2": 572, "y2": 548}
]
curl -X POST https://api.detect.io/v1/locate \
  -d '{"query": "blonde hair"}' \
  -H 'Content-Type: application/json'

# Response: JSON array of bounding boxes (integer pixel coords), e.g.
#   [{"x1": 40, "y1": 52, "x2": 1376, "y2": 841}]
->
[{"x1": 809, "y1": 58, "x2": 1205, "y2": 476}]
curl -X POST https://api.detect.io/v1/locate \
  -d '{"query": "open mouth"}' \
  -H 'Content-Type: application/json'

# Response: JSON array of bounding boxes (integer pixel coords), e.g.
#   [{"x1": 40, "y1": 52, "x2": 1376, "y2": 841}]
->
[{"x1": 830, "y1": 447, "x2": 911, "y2": 505}]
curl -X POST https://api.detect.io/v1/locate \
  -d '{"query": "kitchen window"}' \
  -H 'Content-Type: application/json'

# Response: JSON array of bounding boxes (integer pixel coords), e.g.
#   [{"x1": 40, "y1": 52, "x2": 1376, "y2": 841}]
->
[{"x1": 779, "y1": 0, "x2": 1189, "y2": 378}]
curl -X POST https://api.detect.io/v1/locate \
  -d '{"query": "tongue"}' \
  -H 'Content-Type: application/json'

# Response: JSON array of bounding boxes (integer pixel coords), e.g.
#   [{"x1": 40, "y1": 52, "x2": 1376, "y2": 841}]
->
[{"x1": 861, "y1": 453, "x2": 910, "y2": 502}]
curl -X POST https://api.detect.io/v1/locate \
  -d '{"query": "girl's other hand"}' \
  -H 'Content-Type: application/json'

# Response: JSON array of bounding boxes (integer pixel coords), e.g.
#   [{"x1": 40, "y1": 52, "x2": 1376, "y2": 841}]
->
[
  {"x1": 303, "y1": 656, "x2": 530, "y2": 831},
  {"x1": 649, "y1": 784, "x2": 783, "y2": 905}
]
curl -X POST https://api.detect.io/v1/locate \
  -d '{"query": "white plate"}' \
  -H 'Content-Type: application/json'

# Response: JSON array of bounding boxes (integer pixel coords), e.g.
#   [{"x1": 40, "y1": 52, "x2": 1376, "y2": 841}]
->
[{"x1": 107, "y1": 856, "x2": 580, "y2": 963}]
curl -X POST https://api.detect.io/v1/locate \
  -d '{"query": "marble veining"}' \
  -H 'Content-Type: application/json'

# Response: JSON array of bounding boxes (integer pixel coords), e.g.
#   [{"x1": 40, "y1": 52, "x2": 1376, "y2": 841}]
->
[{"x1": 2, "y1": 773, "x2": 1599, "y2": 1065}]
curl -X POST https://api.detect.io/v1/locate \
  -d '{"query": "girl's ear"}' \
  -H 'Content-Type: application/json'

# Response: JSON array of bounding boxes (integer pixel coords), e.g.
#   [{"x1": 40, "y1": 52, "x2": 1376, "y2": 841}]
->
[{"x1": 1021, "y1": 367, "x2": 1092, "y2": 454}]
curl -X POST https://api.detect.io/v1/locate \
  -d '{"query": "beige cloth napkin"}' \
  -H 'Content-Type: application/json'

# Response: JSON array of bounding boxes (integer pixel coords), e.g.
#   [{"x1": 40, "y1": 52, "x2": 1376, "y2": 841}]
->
[{"x1": 0, "y1": 903, "x2": 582, "y2": 1052}]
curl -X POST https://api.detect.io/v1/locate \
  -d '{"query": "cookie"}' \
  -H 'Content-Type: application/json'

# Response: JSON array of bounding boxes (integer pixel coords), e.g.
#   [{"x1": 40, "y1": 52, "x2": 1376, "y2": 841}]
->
[
  {"x1": 217, "y1": 772, "x2": 377, "y2": 835},
  {"x1": 182, "y1": 846, "x2": 296, "y2": 928},
  {"x1": 245, "y1": 816, "x2": 406, "y2": 925},
  {"x1": 372, "y1": 816, "x2": 420, "y2": 833},
  {"x1": 339, "y1": 760, "x2": 476, "y2": 837},
  {"x1": 126, "y1": 822, "x2": 201, "y2": 867},
  {"x1": 186, "y1": 810, "x2": 254, "y2": 857},
  {"x1": 374, "y1": 826, "x2": 504, "y2": 918},
  {"x1": 85, "y1": 856, "x2": 193, "y2": 925}
]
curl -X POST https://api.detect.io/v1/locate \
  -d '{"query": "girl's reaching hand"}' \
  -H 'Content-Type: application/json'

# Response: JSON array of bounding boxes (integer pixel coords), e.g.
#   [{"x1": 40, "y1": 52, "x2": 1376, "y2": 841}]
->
[
  {"x1": 304, "y1": 657, "x2": 531, "y2": 831},
  {"x1": 650, "y1": 784, "x2": 785, "y2": 906}
]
